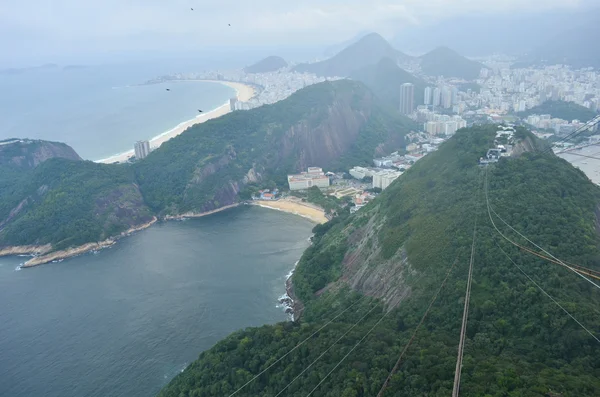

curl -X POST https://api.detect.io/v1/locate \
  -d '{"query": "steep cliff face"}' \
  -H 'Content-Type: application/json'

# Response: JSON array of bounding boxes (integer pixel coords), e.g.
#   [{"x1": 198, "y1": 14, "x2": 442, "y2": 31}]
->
[
  {"x1": 136, "y1": 80, "x2": 415, "y2": 215},
  {"x1": 0, "y1": 139, "x2": 81, "y2": 169}
]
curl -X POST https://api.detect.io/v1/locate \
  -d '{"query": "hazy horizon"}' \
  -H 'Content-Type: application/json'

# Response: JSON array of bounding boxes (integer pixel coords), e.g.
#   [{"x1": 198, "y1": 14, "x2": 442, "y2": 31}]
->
[{"x1": 2, "y1": 0, "x2": 598, "y2": 69}]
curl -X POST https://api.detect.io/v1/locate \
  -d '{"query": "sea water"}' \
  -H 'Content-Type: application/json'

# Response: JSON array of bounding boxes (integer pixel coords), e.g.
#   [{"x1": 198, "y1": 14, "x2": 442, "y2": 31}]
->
[
  {"x1": 0, "y1": 206, "x2": 314, "y2": 397},
  {"x1": 0, "y1": 62, "x2": 235, "y2": 160}
]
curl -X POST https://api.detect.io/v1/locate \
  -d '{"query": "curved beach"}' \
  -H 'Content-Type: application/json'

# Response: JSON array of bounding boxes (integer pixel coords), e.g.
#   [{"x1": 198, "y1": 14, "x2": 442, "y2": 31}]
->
[
  {"x1": 253, "y1": 198, "x2": 328, "y2": 224},
  {"x1": 96, "y1": 81, "x2": 255, "y2": 164}
]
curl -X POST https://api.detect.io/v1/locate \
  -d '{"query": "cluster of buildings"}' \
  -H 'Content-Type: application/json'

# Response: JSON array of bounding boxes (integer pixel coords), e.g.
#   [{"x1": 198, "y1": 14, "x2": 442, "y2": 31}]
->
[
  {"x1": 414, "y1": 108, "x2": 468, "y2": 136},
  {"x1": 479, "y1": 125, "x2": 515, "y2": 164},
  {"x1": 523, "y1": 114, "x2": 594, "y2": 136},
  {"x1": 287, "y1": 167, "x2": 331, "y2": 191},
  {"x1": 436, "y1": 63, "x2": 600, "y2": 117},
  {"x1": 349, "y1": 166, "x2": 404, "y2": 189},
  {"x1": 150, "y1": 69, "x2": 341, "y2": 112},
  {"x1": 423, "y1": 85, "x2": 460, "y2": 110}
]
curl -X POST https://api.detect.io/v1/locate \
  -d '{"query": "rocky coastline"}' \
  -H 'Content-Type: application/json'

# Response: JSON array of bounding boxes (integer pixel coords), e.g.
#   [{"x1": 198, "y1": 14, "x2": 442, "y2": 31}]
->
[{"x1": 1, "y1": 217, "x2": 158, "y2": 268}]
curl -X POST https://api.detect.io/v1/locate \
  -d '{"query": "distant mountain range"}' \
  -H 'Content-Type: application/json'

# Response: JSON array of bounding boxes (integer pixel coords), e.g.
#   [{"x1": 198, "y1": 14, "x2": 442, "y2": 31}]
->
[
  {"x1": 243, "y1": 56, "x2": 288, "y2": 74},
  {"x1": 391, "y1": 7, "x2": 598, "y2": 57},
  {"x1": 419, "y1": 46, "x2": 487, "y2": 80},
  {"x1": 518, "y1": 19, "x2": 600, "y2": 69},
  {"x1": 293, "y1": 33, "x2": 412, "y2": 77},
  {"x1": 0, "y1": 63, "x2": 58, "y2": 75},
  {"x1": 351, "y1": 57, "x2": 427, "y2": 107},
  {"x1": 294, "y1": 33, "x2": 486, "y2": 80}
]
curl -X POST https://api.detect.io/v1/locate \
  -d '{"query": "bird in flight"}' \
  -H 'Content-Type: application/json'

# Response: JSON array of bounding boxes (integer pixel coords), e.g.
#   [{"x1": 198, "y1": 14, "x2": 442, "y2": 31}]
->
[
  {"x1": 191, "y1": 7, "x2": 194, "y2": 11},
  {"x1": 198, "y1": 109, "x2": 203, "y2": 113},
  {"x1": 228, "y1": 24, "x2": 231, "y2": 26},
  {"x1": 166, "y1": 88, "x2": 170, "y2": 91}
]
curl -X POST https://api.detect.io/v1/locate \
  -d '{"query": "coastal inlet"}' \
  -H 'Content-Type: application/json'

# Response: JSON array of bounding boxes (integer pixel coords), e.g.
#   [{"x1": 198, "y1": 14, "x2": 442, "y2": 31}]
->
[{"x1": 0, "y1": 205, "x2": 314, "y2": 397}]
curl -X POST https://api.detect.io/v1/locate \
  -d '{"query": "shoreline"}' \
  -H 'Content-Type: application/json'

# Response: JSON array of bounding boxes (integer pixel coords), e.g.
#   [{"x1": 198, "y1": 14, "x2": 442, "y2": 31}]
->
[
  {"x1": 252, "y1": 199, "x2": 328, "y2": 224},
  {"x1": 5, "y1": 199, "x2": 326, "y2": 269},
  {"x1": 95, "y1": 80, "x2": 255, "y2": 164},
  {"x1": 163, "y1": 203, "x2": 241, "y2": 220},
  {"x1": 2, "y1": 217, "x2": 158, "y2": 268}
]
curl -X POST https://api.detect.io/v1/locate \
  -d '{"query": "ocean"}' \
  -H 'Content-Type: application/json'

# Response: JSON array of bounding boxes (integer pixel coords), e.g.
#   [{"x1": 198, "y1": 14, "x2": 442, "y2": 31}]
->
[
  {"x1": 0, "y1": 206, "x2": 314, "y2": 397},
  {"x1": 0, "y1": 62, "x2": 235, "y2": 160}
]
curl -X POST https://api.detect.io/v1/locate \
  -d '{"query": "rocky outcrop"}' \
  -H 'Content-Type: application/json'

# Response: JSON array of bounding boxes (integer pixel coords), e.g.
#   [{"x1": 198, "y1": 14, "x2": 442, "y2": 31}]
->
[
  {"x1": 19, "y1": 217, "x2": 157, "y2": 267},
  {"x1": 0, "y1": 244, "x2": 52, "y2": 257},
  {"x1": 278, "y1": 99, "x2": 371, "y2": 171},
  {"x1": 0, "y1": 139, "x2": 81, "y2": 169},
  {"x1": 337, "y1": 213, "x2": 413, "y2": 310}
]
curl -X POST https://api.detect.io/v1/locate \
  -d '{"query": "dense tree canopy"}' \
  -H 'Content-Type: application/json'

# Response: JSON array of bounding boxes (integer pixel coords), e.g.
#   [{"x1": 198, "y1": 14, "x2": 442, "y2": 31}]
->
[{"x1": 159, "y1": 125, "x2": 600, "y2": 396}]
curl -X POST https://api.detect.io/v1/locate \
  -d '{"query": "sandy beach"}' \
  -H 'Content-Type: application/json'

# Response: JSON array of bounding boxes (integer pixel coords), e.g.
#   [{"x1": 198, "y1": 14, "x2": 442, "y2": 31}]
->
[
  {"x1": 96, "y1": 80, "x2": 255, "y2": 164},
  {"x1": 253, "y1": 198, "x2": 328, "y2": 224}
]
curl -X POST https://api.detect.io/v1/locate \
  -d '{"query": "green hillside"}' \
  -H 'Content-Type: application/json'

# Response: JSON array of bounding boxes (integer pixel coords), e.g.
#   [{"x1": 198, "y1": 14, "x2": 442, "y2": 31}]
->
[
  {"x1": 158, "y1": 125, "x2": 600, "y2": 396},
  {"x1": 351, "y1": 57, "x2": 427, "y2": 107},
  {"x1": 0, "y1": 159, "x2": 152, "y2": 250},
  {"x1": 293, "y1": 33, "x2": 412, "y2": 77},
  {"x1": 517, "y1": 100, "x2": 598, "y2": 122},
  {"x1": 419, "y1": 46, "x2": 486, "y2": 80},
  {"x1": 0, "y1": 80, "x2": 415, "y2": 254}
]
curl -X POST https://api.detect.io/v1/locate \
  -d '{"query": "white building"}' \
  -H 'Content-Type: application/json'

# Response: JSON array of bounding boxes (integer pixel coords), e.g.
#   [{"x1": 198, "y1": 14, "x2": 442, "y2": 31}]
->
[
  {"x1": 134, "y1": 140, "x2": 150, "y2": 160},
  {"x1": 287, "y1": 167, "x2": 330, "y2": 190},
  {"x1": 373, "y1": 170, "x2": 402, "y2": 190},
  {"x1": 349, "y1": 166, "x2": 373, "y2": 179}
]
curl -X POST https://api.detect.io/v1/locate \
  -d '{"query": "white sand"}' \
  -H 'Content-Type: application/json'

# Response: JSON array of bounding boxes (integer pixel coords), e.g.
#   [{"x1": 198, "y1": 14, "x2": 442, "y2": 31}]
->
[
  {"x1": 253, "y1": 199, "x2": 328, "y2": 224},
  {"x1": 96, "y1": 80, "x2": 255, "y2": 164}
]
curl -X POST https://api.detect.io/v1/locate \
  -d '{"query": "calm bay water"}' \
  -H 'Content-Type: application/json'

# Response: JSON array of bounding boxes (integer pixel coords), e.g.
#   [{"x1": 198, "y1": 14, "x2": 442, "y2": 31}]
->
[
  {"x1": 0, "y1": 206, "x2": 313, "y2": 397},
  {"x1": 0, "y1": 63, "x2": 234, "y2": 160}
]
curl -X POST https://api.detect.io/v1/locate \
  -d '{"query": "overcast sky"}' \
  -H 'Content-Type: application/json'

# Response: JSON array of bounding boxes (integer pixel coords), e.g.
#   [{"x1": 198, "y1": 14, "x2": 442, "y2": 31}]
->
[{"x1": 0, "y1": 0, "x2": 593, "y2": 66}]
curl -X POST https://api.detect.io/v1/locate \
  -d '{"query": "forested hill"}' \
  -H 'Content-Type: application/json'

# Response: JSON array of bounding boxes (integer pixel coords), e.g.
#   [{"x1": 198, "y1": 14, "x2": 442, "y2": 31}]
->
[
  {"x1": 419, "y1": 46, "x2": 486, "y2": 80},
  {"x1": 0, "y1": 80, "x2": 415, "y2": 254},
  {"x1": 517, "y1": 100, "x2": 598, "y2": 122},
  {"x1": 158, "y1": 125, "x2": 600, "y2": 396},
  {"x1": 293, "y1": 33, "x2": 412, "y2": 77},
  {"x1": 351, "y1": 57, "x2": 427, "y2": 107},
  {"x1": 243, "y1": 56, "x2": 288, "y2": 73}
]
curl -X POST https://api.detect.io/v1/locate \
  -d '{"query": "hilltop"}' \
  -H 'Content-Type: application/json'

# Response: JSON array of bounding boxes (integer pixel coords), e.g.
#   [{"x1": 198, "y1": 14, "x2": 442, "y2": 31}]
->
[
  {"x1": 0, "y1": 139, "x2": 81, "y2": 169},
  {"x1": 419, "y1": 46, "x2": 486, "y2": 80},
  {"x1": 0, "y1": 80, "x2": 415, "y2": 263},
  {"x1": 158, "y1": 125, "x2": 600, "y2": 396},
  {"x1": 243, "y1": 56, "x2": 288, "y2": 74},
  {"x1": 517, "y1": 100, "x2": 598, "y2": 122},
  {"x1": 351, "y1": 57, "x2": 427, "y2": 107},
  {"x1": 293, "y1": 33, "x2": 412, "y2": 77}
]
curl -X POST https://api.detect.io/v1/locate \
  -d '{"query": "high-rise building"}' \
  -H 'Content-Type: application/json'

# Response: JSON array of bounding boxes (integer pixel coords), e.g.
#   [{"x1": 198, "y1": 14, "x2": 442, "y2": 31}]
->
[
  {"x1": 229, "y1": 97, "x2": 238, "y2": 111},
  {"x1": 432, "y1": 87, "x2": 441, "y2": 107},
  {"x1": 424, "y1": 87, "x2": 432, "y2": 105},
  {"x1": 451, "y1": 86, "x2": 459, "y2": 105},
  {"x1": 399, "y1": 83, "x2": 415, "y2": 115},
  {"x1": 134, "y1": 140, "x2": 150, "y2": 160},
  {"x1": 441, "y1": 86, "x2": 452, "y2": 109}
]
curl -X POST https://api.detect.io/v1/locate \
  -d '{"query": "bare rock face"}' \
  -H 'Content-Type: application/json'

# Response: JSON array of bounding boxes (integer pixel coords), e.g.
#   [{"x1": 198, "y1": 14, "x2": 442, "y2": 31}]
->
[{"x1": 0, "y1": 139, "x2": 82, "y2": 169}]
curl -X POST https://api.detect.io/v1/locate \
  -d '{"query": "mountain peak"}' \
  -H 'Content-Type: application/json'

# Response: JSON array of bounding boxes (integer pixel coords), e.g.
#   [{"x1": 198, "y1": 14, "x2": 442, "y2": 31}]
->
[
  {"x1": 293, "y1": 33, "x2": 412, "y2": 78},
  {"x1": 419, "y1": 46, "x2": 486, "y2": 79},
  {"x1": 243, "y1": 56, "x2": 288, "y2": 74}
]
